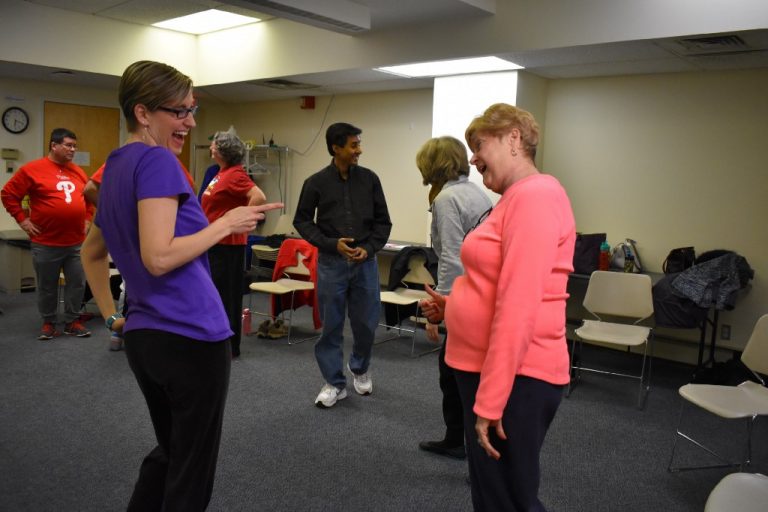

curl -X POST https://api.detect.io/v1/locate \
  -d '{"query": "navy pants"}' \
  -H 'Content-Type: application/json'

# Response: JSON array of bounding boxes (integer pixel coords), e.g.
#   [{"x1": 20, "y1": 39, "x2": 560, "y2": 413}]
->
[
  {"x1": 124, "y1": 329, "x2": 231, "y2": 512},
  {"x1": 455, "y1": 371, "x2": 563, "y2": 512}
]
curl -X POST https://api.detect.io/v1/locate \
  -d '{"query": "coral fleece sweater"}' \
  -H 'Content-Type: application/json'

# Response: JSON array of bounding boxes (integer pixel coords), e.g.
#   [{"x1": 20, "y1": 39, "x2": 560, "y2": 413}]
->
[{"x1": 444, "y1": 173, "x2": 576, "y2": 420}]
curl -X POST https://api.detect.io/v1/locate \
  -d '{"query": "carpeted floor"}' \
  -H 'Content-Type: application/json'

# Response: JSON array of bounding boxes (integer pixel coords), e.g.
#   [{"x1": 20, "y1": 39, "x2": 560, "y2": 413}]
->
[{"x1": 1, "y1": 289, "x2": 766, "y2": 511}]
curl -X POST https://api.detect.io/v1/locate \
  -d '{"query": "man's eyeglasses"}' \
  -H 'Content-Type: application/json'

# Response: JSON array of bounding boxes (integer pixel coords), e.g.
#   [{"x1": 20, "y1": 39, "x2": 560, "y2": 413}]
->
[
  {"x1": 157, "y1": 105, "x2": 199, "y2": 119},
  {"x1": 56, "y1": 143, "x2": 77, "y2": 150},
  {"x1": 464, "y1": 207, "x2": 492, "y2": 241}
]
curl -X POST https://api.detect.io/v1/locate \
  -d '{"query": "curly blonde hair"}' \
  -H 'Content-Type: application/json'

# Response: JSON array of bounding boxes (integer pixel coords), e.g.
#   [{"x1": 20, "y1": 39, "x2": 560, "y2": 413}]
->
[{"x1": 465, "y1": 103, "x2": 539, "y2": 160}]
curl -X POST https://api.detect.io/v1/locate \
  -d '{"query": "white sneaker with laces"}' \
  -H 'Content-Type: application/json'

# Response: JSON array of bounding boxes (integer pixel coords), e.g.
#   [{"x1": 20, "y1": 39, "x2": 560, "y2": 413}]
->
[
  {"x1": 315, "y1": 383, "x2": 347, "y2": 408},
  {"x1": 348, "y1": 364, "x2": 373, "y2": 395}
]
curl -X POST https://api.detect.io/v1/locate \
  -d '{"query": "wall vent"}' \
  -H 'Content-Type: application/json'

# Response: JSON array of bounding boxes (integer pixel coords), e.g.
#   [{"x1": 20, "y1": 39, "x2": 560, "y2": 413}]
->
[
  {"x1": 672, "y1": 35, "x2": 751, "y2": 56},
  {"x1": 249, "y1": 79, "x2": 321, "y2": 90}
]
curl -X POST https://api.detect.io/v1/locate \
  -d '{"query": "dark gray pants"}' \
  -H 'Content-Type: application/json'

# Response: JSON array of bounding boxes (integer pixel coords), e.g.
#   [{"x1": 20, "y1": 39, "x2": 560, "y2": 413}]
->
[{"x1": 30, "y1": 242, "x2": 85, "y2": 323}]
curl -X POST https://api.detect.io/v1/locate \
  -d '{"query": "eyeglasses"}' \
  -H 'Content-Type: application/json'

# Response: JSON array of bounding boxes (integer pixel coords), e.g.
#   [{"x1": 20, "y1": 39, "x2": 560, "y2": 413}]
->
[
  {"x1": 463, "y1": 207, "x2": 492, "y2": 241},
  {"x1": 56, "y1": 143, "x2": 77, "y2": 150},
  {"x1": 157, "y1": 105, "x2": 199, "y2": 119}
]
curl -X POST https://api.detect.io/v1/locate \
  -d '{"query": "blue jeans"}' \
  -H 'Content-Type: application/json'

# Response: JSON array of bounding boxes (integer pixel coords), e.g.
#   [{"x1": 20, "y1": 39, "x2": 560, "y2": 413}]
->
[{"x1": 315, "y1": 253, "x2": 380, "y2": 389}]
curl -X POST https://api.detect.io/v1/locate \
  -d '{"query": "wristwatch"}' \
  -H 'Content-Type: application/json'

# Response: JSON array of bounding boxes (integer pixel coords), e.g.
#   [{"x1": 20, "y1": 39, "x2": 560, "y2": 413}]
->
[{"x1": 106, "y1": 312, "x2": 124, "y2": 330}]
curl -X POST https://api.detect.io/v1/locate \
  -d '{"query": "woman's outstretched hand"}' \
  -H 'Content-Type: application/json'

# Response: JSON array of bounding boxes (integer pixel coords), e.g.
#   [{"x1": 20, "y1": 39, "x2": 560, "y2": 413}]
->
[
  {"x1": 419, "y1": 284, "x2": 446, "y2": 324},
  {"x1": 225, "y1": 202, "x2": 283, "y2": 234}
]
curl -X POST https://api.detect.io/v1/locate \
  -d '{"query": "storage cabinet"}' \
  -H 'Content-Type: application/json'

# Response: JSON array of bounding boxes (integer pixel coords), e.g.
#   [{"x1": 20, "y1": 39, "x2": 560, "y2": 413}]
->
[{"x1": 0, "y1": 229, "x2": 36, "y2": 293}]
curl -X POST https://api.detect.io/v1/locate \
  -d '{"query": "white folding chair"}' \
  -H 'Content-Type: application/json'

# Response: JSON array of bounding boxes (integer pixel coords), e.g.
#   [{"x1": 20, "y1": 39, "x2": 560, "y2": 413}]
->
[
  {"x1": 567, "y1": 270, "x2": 654, "y2": 409},
  {"x1": 705, "y1": 472, "x2": 768, "y2": 512},
  {"x1": 248, "y1": 243, "x2": 318, "y2": 345},
  {"x1": 377, "y1": 253, "x2": 438, "y2": 357},
  {"x1": 668, "y1": 313, "x2": 768, "y2": 472}
]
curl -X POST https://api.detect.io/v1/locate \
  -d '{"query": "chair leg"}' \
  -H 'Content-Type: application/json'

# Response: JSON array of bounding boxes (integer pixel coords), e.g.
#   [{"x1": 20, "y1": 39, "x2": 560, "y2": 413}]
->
[
  {"x1": 284, "y1": 290, "x2": 318, "y2": 346},
  {"x1": 668, "y1": 401, "x2": 751, "y2": 472},
  {"x1": 566, "y1": 337, "x2": 581, "y2": 398},
  {"x1": 636, "y1": 337, "x2": 653, "y2": 410},
  {"x1": 376, "y1": 307, "x2": 415, "y2": 346},
  {"x1": 742, "y1": 415, "x2": 755, "y2": 470},
  {"x1": 409, "y1": 305, "x2": 440, "y2": 358}
]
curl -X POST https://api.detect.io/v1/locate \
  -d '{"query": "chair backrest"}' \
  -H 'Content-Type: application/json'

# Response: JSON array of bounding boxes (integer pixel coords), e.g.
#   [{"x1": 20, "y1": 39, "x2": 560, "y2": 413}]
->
[
  {"x1": 274, "y1": 239, "x2": 316, "y2": 279},
  {"x1": 742, "y1": 314, "x2": 768, "y2": 377},
  {"x1": 401, "y1": 253, "x2": 435, "y2": 286},
  {"x1": 583, "y1": 270, "x2": 653, "y2": 322},
  {"x1": 283, "y1": 251, "x2": 310, "y2": 276}
]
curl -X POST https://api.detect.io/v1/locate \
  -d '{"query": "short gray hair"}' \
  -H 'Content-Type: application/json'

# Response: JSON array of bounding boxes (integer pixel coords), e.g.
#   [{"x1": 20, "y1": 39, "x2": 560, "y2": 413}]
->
[{"x1": 213, "y1": 128, "x2": 245, "y2": 167}]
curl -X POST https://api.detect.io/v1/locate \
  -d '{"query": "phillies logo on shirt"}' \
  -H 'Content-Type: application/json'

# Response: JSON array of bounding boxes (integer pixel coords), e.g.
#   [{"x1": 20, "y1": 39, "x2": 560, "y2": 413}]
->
[{"x1": 56, "y1": 180, "x2": 76, "y2": 203}]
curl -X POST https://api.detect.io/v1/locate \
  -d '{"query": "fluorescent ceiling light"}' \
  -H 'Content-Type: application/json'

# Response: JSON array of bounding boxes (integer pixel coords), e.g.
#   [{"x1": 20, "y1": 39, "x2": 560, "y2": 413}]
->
[
  {"x1": 152, "y1": 9, "x2": 260, "y2": 35},
  {"x1": 376, "y1": 57, "x2": 523, "y2": 78}
]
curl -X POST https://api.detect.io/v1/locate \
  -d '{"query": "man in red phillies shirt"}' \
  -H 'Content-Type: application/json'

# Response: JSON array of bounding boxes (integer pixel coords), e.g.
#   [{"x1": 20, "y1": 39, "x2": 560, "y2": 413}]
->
[{"x1": 1, "y1": 128, "x2": 95, "y2": 339}]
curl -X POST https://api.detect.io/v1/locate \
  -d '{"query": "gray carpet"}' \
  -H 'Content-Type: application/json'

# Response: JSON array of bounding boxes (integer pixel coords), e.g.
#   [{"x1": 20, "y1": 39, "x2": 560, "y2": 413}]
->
[{"x1": 1, "y1": 289, "x2": 766, "y2": 511}]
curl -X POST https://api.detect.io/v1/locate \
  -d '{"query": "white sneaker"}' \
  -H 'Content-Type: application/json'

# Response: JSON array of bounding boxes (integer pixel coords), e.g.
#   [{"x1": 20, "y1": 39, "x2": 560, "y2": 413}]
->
[
  {"x1": 315, "y1": 383, "x2": 347, "y2": 408},
  {"x1": 348, "y1": 364, "x2": 373, "y2": 395}
]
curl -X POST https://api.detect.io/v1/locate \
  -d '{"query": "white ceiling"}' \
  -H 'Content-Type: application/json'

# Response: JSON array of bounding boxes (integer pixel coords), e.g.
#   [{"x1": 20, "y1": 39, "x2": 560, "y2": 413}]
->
[{"x1": 4, "y1": 0, "x2": 768, "y2": 103}]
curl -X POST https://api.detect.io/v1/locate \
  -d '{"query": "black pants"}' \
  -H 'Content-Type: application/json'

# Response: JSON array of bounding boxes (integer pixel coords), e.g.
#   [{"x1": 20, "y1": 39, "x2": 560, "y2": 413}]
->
[
  {"x1": 439, "y1": 335, "x2": 464, "y2": 445},
  {"x1": 208, "y1": 244, "x2": 246, "y2": 357},
  {"x1": 124, "y1": 329, "x2": 231, "y2": 512},
  {"x1": 455, "y1": 371, "x2": 563, "y2": 512}
]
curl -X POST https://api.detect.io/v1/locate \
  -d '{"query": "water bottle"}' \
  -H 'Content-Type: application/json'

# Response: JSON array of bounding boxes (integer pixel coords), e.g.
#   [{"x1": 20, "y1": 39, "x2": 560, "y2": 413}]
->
[
  {"x1": 598, "y1": 241, "x2": 611, "y2": 271},
  {"x1": 242, "y1": 308, "x2": 251, "y2": 334}
]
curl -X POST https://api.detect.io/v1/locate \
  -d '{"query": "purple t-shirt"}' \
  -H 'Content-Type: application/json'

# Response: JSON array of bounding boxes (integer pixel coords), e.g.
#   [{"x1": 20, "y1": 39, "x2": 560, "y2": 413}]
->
[{"x1": 95, "y1": 143, "x2": 232, "y2": 341}]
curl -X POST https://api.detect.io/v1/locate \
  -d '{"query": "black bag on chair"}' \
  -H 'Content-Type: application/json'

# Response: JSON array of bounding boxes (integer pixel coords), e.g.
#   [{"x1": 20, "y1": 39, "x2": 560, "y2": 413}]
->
[
  {"x1": 572, "y1": 233, "x2": 606, "y2": 275},
  {"x1": 662, "y1": 247, "x2": 695, "y2": 274}
]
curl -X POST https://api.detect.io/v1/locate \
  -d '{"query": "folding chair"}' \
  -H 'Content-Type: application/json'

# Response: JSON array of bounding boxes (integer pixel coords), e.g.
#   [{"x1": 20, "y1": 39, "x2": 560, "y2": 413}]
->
[
  {"x1": 248, "y1": 240, "x2": 319, "y2": 345},
  {"x1": 567, "y1": 270, "x2": 654, "y2": 409},
  {"x1": 377, "y1": 251, "x2": 438, "y2": 357},
  {"x1": 668, "y1": 313, "x2": 768, "y2": 472},
  {"x1": 705, "y1": 472, "x2": 768, "y2": 512}
]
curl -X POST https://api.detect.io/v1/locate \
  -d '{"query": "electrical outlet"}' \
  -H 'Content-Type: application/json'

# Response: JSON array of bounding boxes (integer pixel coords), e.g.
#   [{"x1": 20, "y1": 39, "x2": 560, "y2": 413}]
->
[{"x1": 721, "y1": 324, "x2": 731, "y2": 340}]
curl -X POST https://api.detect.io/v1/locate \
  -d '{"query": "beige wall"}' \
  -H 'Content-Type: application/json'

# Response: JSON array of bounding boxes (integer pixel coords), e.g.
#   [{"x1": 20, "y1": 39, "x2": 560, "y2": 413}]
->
[
  {"x1": 4, "y1": 68, "x2": 766, "y2": 361},
  {"x1": 0, "y1": 78, "x2": 121, "y2": 231},
  {"x1": 196, "y1": 89, "x2": 435, "y2": 242},
  {"x1": 543, "y1": 68, "x2": 768, "y2": 355}
]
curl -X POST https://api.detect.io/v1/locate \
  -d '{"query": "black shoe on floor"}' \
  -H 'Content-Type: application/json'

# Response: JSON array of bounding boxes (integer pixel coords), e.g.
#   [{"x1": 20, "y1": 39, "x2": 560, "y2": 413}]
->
[{"x1": 418, "y1": 439, "x2": 466, "y2": 459}]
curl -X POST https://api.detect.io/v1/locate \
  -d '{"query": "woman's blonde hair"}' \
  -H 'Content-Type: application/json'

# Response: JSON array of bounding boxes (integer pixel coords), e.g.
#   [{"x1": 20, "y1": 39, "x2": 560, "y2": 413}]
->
[
  {"x1": 416, "y1": 136, "x2": 470, "y2": 204},
  {"x1": 416, "y1": 136, "x2": 469, "y2": 187},
  {"x1": 465, "y1": 103, "x2": 539, "y2": 160}
]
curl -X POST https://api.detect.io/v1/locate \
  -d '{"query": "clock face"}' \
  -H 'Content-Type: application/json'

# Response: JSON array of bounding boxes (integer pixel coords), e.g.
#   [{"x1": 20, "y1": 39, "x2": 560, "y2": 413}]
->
[{"x1": 2, "y1": 107, "x2": 30, "y2": 134}]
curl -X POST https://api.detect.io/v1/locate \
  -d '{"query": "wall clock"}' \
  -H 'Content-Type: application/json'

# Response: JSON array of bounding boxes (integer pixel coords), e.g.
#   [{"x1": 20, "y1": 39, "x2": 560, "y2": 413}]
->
[{"x1": 2, "y1": 106, "x2": 30, "y2": 134}]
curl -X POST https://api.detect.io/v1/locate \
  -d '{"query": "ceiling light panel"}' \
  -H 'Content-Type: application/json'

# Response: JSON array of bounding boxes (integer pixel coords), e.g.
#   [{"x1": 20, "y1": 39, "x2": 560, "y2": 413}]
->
[
  {"x1": 152, "y1": 9, "x2": 260, "y2": 35},
  {"x1": 377, "y1": 56, "x2": 522, "y2": 78}
]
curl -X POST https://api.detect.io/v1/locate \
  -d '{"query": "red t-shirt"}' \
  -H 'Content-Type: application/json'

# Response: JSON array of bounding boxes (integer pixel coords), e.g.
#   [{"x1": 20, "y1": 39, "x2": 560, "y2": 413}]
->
[
  {"x1": 1, "y1": 157, "x2": 93, "y2": 246},
  {"x1": 200, "y1": 164, "x2": 254, "y2": 245},
  {"x1": 90, "y1": 163, "x2": 105, "y2": 184}
]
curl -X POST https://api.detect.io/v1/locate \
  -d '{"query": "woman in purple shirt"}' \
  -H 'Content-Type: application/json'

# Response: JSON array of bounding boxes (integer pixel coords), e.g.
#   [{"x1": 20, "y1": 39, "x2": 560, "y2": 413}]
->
[{"x1": 82, "y1": 61, "x2": 280, "y2": 511}]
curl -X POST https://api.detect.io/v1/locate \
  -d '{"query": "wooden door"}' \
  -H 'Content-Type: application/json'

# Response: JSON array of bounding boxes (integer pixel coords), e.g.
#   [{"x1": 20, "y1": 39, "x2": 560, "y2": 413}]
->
[{"x1": 43, "y1": 102, "x2": 120, "y2": 176}]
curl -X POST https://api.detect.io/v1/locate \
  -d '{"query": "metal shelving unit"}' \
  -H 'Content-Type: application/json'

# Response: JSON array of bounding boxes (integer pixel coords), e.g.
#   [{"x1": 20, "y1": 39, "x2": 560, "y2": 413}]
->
[{"x1": 245, "y1": 144, "x2": 288, "y2": 214}]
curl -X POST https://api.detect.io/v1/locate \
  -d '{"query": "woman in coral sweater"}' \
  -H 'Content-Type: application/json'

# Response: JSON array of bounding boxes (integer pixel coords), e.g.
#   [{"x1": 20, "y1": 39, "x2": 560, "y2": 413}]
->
[{"x1": 421, "y1": 103, "x2": 576, "y2": 512}]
